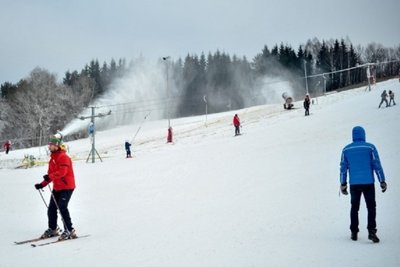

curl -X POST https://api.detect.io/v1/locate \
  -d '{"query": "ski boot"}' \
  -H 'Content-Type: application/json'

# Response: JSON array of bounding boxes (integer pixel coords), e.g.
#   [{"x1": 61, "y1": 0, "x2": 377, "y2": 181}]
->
[
  {"x1": 41, "y1": 227, "x2": 61, "y2": 239},
  {"x1": 368, "y1": 230, "x2": 380, "y2": 243},
  {"x1": 351, "y1": 232, "x2": 358, "y2": 241},
  {"x1": 58, "y1": 229, "x2": 77, "y2": 241}
]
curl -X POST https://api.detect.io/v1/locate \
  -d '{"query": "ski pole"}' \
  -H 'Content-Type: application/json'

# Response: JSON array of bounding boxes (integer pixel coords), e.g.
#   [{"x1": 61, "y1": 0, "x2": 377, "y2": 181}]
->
[
  {"x1": 38, "y1": 189, "x2": 48, "y2": 209},
  {"x1": 38, "y1": 188, "x2": 62, "y2": 229},
  {"x1": 48, "y1": 185, "x2": 68, "y2": 231}
]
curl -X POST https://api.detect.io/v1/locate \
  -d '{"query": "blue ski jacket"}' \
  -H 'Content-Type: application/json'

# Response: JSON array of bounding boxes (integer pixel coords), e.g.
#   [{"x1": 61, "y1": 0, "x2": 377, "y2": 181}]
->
[
  {"x1": 340, "y1": 126, "x2": 385, "y2": 185},
  {"x1": 125, "y1": 142, "x2": 131, "y2": 151}
]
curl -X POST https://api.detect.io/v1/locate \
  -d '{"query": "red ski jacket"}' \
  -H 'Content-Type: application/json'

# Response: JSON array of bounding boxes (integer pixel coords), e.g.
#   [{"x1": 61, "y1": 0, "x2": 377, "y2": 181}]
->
[
  {"x1": 233, "y1": 116, "x2": 240, "y2": 127},
  {"x1": 41, "y1": 150, "x2": 76, "y2": 191}
]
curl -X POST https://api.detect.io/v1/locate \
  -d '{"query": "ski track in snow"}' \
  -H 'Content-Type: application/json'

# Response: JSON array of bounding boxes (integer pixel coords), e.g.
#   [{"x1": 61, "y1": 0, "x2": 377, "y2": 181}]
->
[{"x1": 0, "y1": 79, "x2": 399, "y2": 266}]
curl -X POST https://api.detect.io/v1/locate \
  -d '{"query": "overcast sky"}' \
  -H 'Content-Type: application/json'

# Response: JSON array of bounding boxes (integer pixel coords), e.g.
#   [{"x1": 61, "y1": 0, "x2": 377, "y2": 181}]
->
[{"x1": 1, "y1": 0, "x2": 399, "y2": 83}]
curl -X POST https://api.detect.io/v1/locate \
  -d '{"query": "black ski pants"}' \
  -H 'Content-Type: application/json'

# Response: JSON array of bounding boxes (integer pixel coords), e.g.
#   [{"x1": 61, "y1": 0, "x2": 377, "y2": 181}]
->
[
  {"x1": 350, "y1": 184, "x2": 376, "y2": 233},
  {"x1": 48, "y1": 189, "x2": 74, "y2": 231},
  {"x1": 235, "y1": 125, "x2": 240, "y2": 136},
  {"x1": 379, "y1": 98, "x2": 388, "y2": 108}
]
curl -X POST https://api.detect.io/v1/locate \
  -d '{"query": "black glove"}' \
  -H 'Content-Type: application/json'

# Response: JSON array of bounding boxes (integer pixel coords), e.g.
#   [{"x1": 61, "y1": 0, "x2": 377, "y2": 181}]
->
[
  {"x1": 43, "y1": 174, "x2": 50, "y2": 182},
  {"x1": 380, "y1": 182, "x2": 387, "y2": 193},
  {"x1": 340, "y1": 184, "x2": 348, "y2": 195},
  {"x1": 34, "y1": 183, "x2": 44, "y2": 190}
]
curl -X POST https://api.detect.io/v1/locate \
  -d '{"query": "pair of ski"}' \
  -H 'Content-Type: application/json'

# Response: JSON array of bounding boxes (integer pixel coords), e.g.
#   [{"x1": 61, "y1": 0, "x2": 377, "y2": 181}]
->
[{"x1": 15, "y1": 234, "x2": 89, "y2": 247}]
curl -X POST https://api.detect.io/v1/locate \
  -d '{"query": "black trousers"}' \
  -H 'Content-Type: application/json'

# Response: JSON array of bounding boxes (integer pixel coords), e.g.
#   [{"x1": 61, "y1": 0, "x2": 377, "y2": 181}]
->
[
  {"x1": 305, "y1": 108, "x2": 310, "y2": 116},
  {"x1": 235, "y1": 126, "x2": 240, "y2": 136},
  {"x1": 379, "y1": 98, "x2": 388, "y2": 108},
  {"x1": 350, "y1": 184, "x2": 376, "y2": 233},
  {"x1": 48, "y1": 189, "x2": 74, "y2": 231}
]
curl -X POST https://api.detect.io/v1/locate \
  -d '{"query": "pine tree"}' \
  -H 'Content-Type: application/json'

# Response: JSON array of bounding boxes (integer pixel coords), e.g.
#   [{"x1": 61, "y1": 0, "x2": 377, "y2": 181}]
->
[
  {"x1": 297, "y1": 45, "x2": 305, "y2": 74},
  {"x1": 0, "y1": 81, "x2": 18, "y2": 99}
]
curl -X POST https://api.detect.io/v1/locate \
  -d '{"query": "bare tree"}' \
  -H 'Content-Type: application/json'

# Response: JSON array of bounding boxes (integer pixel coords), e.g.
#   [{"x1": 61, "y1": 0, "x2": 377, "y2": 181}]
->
[
  {"x1": 1, "y1": 68, "x2": 93, "y2": 148},
  {"x1": 364, "y1": 42, "x2": 386, "y2": 63}
]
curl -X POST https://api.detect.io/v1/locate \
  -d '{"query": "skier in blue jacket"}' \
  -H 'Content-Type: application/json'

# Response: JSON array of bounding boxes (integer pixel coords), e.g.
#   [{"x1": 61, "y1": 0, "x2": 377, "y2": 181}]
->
[
  {"x1": 125, "y1": 141, "x2": 132, "y2": 158},
  {"x1": 340, "y1": 126, "x2": 387, "y2": 243}
]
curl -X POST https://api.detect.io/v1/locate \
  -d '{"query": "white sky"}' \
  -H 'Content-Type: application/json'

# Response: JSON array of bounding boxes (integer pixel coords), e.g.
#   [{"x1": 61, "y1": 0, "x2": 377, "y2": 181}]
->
[{"x1": 1, "y1": 0, "x2": 399, "y2": 83}]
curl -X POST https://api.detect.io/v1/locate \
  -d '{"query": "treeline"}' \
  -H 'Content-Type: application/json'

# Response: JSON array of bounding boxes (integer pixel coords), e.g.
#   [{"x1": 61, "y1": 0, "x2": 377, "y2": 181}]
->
[
  {"x1": 0, "y1": 68, "x2": 94, "y2": 148},
  {"x1": 0, "y1": 59, "x2": 129, "y2": 148},
  {"x1": 63, "y1": 58, "x2": 128, "y2": 99},
  {"x1": 172, "y1": 52, "x2": 254, "y2": 116},
  {"x1": 1, "y1": 38, "x2": 399, "y2": 148},
  {"x1": 171, "y1": 39, "x2": 400, "y2": 116}
]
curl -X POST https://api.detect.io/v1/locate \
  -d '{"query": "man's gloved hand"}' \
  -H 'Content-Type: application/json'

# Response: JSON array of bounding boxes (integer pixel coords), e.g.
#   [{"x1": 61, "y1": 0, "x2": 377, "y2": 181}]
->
[
  {"x1": 35, "y1": 183, "x2": 44, "y2": 190},
  {"x1": 43, "y1": 174, "x2": 50, "y2": 182},
  {"x1": 380, "y1": 182, "x2": 387, "y2": 193},
  {"x1": 340, "y1": 183, "x2": 348, "y2": 195}
]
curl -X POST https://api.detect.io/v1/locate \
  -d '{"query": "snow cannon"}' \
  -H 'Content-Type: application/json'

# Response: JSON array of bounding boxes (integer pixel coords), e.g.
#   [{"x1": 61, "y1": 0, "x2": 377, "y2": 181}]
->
[{"x1": 282, "y1": 92, "x2": 294, "y2": 110}]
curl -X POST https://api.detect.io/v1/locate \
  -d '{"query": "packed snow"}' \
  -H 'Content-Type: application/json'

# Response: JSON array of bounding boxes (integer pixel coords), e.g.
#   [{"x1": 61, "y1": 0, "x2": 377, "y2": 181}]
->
[{"x1": 0, "y1": 79, "x2": 399, "y2": 267}]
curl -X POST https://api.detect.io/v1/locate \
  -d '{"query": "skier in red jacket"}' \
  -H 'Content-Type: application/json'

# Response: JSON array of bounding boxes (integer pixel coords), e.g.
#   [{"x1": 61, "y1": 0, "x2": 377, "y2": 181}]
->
[
  {"x1": 35, "y1": 134, "x2": 77, "y2": 240},
  {"x1": 3, "y1": 140, "x2": 11, "y2": 154},
  {"x1": 233, "y1": 114, "x2": 241, "y2": 136}
]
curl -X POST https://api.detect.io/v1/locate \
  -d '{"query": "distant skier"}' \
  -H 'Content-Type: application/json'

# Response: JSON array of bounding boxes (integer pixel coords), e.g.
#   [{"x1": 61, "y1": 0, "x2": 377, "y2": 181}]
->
[
  {"x1": 125, "y1": 141, "x2": 132, "y2": 158},
  {"x1": 340, "y1": 126, "x2": 386, "y2": 243},
  {"x1": 378, "y1": 90, "x2": 389, "y2": 108},
  {"x1": 388, "y1": 90, "x2": 396, "y2": 106},
  {"x1": 34, "y1": 134, "x2": 77, "y2": 241},
  {"x1": 233, "y1": 114, "x2": 241, "y2": 136},
  {"x1": 3, "y1": 140, "x2": 11, "y2": 154},
  {"x1": 167, "y1": 127, "x2": 173, "y2": 143},
  {"x1": 303, "y1": 94, "x2": 311, "y2": 116}
]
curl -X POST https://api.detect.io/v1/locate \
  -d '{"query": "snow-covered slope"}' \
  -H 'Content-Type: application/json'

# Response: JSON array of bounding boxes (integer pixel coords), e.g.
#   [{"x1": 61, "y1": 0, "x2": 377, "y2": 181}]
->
[{"x1": 1, "y1": 79, "x2": 399, "y2": 267}]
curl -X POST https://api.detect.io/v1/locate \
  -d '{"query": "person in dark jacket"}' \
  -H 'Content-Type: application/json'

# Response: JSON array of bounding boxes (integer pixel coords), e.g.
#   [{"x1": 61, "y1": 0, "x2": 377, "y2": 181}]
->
[
  {"x1": 340, "y1": 126, "x2": 386, "y2": 243},
  {"x1": 378, "y1": 90, "x2": 389, "y2": 108},
  {"x1": 125, "y1": 141, "x2": 132, "y2": 158},
  {"x1": 388, "y1": 90, "x2": 396, "y2": 106},
  {"x1": 303, "y1": 94, "x2": 311, "y2": 116},
  {"x1": 35, "y1": 134, "x2": 77, "y2": 241},
  {"x1": 233, "y1": 114, "x2": 241, "y2": 136}
]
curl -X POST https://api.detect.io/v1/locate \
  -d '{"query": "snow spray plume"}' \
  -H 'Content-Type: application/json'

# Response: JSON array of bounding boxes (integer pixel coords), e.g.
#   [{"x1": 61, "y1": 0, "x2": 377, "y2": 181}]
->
[
  {"x1": 257, "y1": 77, "x2": 295, "y2": 104},
  {"x1": 61, "y1": 58, "x2": 173, "y2": 136},
  {"x1": 254, "y1": 58, "x2": 306, "y2": 105},
  {"x1": 177, "y1": 56, "x2": 303, "y2": 114}
]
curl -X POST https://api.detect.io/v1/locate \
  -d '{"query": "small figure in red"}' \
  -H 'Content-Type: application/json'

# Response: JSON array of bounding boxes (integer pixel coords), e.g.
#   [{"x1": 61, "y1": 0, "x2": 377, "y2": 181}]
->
[
  {"x1": 233, "y1": 114, "x2": 241, "y2": 136},
  {"x1": 167, "y1": 127, "x2": 173, "y2": 143},
  {"x1": 3, "y1": 140, "x2": 11, "y2": 154}
]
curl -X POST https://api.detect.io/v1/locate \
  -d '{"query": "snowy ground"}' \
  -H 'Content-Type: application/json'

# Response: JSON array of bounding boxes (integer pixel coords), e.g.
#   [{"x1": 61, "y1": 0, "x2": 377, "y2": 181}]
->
[{"x1": 0, "y1": 79, "x2": 399, "y2": 267}]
